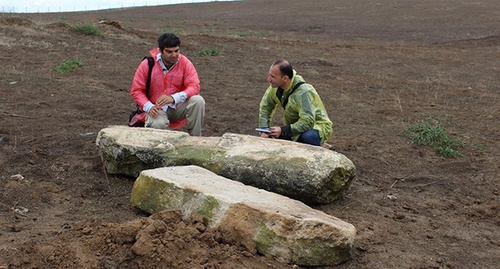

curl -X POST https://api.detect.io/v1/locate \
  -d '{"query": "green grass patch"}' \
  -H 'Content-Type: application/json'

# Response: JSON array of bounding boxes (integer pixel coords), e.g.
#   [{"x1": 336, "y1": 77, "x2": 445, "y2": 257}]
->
[
  {"x1": 471, "y1": 140, "x2": 487, "y2": 150},
  {"x1": 399, "y1": 117, "x2": 465, "y2": 160},
  {"x1": 163, "y1": 29, "x2": 185, "y2": 34},
  {"x1": 52, "y1": 59, "x2": 83, "y2": 73},
  {"x1": 229, "y1": 31, "x2": 246, "y2": 37},
  {"x1": 195, "y1": 48, "x2": 222, "y2": 57},
  {"x1": 56, "y1": 16, "x2": 68, "y2": 22},
  {"x1": 69, "y1": 23, "x2": 102, "y2": 36}
]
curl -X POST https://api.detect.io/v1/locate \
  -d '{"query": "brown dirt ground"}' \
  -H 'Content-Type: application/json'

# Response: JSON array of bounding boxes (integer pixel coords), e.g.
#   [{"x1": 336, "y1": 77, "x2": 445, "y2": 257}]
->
[{"x1": 0, "y1": 0, "x2": 499, "y2": 268}]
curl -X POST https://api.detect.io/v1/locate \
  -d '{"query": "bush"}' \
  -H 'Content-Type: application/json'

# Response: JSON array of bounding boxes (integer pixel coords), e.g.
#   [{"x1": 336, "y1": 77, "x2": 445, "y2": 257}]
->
[
  {"x1": 195, "y1": 48, "x2": 222, "y2": 57},
  {"x1": 70, "y1": 23, "x2": 102, "y2": 36},
  {"x1": 399, "y1": 117, "x2": 465, "y2": 160},
  {"x1": 52, "y1": 59, "x2": 83, "y2": 73}
]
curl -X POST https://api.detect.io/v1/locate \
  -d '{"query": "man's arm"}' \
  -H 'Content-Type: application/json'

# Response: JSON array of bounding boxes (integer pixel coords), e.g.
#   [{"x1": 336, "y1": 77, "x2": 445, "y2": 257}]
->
[
  {"x1": 168, "y1": 55, "x2": 200, "y2": 104},
  {"x1": 288, "y1": 90, "x2": 316, "y2": 136},
  {"x1": 258, "y1": 87, "x2": 277, "y2": 128}
]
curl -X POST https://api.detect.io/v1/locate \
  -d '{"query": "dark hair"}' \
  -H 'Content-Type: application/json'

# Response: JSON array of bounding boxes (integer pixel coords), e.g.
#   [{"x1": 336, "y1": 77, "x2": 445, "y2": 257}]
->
[
  {"x1": 273, "y1": 59, "x2": 293, "y2": 79},
  {"x1": 158, "y1": 33, "x2": 181, "y2": 51}
]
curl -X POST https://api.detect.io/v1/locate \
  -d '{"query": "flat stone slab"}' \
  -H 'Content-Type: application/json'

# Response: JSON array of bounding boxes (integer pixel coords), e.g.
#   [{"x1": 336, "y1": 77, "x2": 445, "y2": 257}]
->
[
  {"x1": 130, "y1": 165, "x2": 356, "y2": 266},
  {"x1": 96, "y1": 126, "x2": 356, "y2": 204}
]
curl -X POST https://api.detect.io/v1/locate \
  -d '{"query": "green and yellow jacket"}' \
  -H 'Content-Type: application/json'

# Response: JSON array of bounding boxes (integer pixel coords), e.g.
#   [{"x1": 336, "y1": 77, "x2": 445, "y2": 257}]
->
[{"x1": 259, "y1": 71, "x2": 333, "y2": 145}]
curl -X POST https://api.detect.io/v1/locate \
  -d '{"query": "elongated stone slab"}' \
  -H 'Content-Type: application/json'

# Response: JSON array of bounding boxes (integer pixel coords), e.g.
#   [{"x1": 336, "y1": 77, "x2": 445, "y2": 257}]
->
[
  {"x1": 96, "y1": 126, "x2": 356, "y2": 204},
  {"x1": 130, "y1": 165, "x2": 356, "y2": 266}
]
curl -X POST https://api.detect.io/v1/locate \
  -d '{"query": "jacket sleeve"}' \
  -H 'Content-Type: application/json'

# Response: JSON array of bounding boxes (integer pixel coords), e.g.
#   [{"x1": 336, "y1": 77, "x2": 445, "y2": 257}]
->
[
  {"x1": 180, "y1": 57, "x2": 200, "y2": 99},
  {"x1": 130, "y1": 59, "x2": 151, "y2": 109},
  {"x1": 259, "y1": 87, "x2": 277, "y2": 127}
]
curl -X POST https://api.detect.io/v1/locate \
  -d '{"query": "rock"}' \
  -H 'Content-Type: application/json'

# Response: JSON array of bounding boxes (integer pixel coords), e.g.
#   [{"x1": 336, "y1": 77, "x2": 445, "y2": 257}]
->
[
  {"x1": 10, "y1": 174, "x2": 24, "y2": 180},
  {"x1": 96, "y1": 126, "x2": 356, "y2": 204},
  {"x1": 130, "y1": 165, "x2": 356, "y2": 267}
]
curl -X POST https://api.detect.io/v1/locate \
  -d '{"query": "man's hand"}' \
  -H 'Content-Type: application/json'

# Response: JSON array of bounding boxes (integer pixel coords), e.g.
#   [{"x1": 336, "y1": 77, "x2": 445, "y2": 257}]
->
[
  {"x1": 269, "y1": 126, "x2": 282, "y2": 138},
  {"x1": 149, "y1": 106, "x2": 162, "y2": 118},
  {"x1": 262, "y1": 126, "x2": 282, "y2": 138},
  {"x1": 260, "y1": 132, "x2": 270, "y2": 138},
  {"x1": 156, "y1": 95, "x2": 174, "y2": 106}
]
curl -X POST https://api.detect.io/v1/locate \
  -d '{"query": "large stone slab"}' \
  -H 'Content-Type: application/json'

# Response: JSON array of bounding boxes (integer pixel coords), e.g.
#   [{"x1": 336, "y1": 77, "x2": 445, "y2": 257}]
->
[
  {"x1": 96, "y1": 126, "x2": 356, "y2": 204},
  {"x1": 130, "y1": 165, "x2": 356, "y2": 266}
]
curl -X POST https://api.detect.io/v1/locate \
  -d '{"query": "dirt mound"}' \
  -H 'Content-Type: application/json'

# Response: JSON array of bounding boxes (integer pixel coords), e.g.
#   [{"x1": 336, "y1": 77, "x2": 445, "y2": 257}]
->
[
  {"x1": 5, "y1": 210, "x2": 288, "y2": 269},
  {"x1": 0, "y1": 17, "x2": 34, "y2": 27},
  {"x1": 43, "y1": 22, "x2": 70, "y2": 31}
]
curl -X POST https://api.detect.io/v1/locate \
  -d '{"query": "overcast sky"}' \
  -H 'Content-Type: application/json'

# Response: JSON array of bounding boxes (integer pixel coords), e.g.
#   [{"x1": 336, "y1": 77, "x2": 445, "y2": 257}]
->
[{"x1": 1, "y1": 0, "x2": 231, "y2": 13}]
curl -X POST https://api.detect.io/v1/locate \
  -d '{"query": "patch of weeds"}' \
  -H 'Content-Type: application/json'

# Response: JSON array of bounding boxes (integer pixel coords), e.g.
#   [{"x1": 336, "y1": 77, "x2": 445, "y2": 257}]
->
[
  {"x1": 471, "y1": 140, "x2": 487, "y2": 150},
  {"x1": 256, "y1": 32, "x2": 265, "y2": 36},
  {"x1": 163, "y1": 29, "x2": 185, "y2": 35},
  {"x1": 200, "y1": 29, "x2": 211, "y2": 33},
  {"x1": 69, "y1": 23, "x2": 102, "y2": 36},
  {"x1": 52, "y1": 59, "x2": 83, "y2": 73},
  {"x1": 56, "y1": 16, "x2": 68, "y2": 22},
  {"x1": 399, "y1": 117, "x2": 465, "y2": 160},
  {"x1": 195, "y1": 48, "x2": 222, "y2": 57},
  {"x1": 163, "y1": 24, "x2": 173, "y2": 28},
  {"x1": 230, "y1": 31, "x2": 246, "y2": 37}
]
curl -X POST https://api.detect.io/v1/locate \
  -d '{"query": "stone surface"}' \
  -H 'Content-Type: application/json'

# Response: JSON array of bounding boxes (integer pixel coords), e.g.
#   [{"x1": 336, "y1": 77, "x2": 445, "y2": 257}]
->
[
  {"x1": 96, "y1": 126, "x2": 356, "y2": 204},
  {"x1": 130, "y1": 165, "x2": 356, "y2": 266}
]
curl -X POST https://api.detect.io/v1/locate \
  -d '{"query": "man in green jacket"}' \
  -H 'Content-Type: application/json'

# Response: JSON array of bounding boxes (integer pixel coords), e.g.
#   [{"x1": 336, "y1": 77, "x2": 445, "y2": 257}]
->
[{"x1": 259, "y1": 60, "x2": 333, "y2": 146}]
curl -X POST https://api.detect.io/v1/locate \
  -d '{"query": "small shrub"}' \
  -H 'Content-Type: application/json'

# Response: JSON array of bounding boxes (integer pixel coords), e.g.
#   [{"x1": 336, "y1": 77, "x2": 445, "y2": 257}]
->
[
  {"x1": 195, "y1": 48, "x2": 222, "y2": 57},
  {"x1": 70, "y1": 23, "x2": 102, "y2": 36},
  {"x1": 399, "y1": 117, "x2": 465, "y2": 160},
  {"x1": 52, "y1": 59, "x2": 83, "y2": 73}
]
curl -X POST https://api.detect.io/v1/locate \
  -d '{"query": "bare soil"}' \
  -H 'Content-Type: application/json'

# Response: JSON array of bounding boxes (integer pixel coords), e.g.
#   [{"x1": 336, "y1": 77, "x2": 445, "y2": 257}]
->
[{"x1": 1, "y1": 0, "x2": 499, "y2": 268}]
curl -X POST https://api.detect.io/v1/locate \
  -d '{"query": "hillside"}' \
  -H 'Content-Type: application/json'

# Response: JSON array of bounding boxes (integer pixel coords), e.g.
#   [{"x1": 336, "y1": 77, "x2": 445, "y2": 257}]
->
[{"x1": 1, "y1": 0, "x2": 499, "y2": 268}]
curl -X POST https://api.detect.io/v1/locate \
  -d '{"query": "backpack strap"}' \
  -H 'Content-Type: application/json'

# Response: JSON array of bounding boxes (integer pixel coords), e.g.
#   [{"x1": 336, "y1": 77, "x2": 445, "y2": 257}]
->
[
  {"x1": 143, "y1": 56, "x2": 155, "y2": 98},
  {"x1": 282, "y1": 81, "x2": 305, "y2": 109},
  {"x1": 135, "y1": 56, "x2": 155, "y2": 111}
]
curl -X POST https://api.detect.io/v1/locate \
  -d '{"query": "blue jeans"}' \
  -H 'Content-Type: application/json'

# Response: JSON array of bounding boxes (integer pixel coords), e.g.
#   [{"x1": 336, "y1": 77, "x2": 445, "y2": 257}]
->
[{"x1": 280, "y1": 129, "x2": 321, "y2": 146}]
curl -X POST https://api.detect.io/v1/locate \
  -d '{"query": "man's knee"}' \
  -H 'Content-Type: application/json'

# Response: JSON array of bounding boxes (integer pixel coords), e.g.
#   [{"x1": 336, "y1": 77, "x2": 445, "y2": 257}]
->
[
  {"x1": 146, "y1": 112, "x2": 170, "y2": 129},
  {"x1": 188, "y1": 95, "x2": 205, "y2": 108},
  {"x1": 298, "y1": 129, "x2": 321, "y2": 146},
  {"x1": 149, "y1": 120, "x2": 168, "y2": 129}
]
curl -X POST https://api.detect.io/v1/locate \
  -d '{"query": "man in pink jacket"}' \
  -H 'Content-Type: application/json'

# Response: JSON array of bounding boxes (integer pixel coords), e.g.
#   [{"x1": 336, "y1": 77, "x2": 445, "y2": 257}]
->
[{"x1": 130, "y1": 33, "x2": 205, "y2": 136}]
